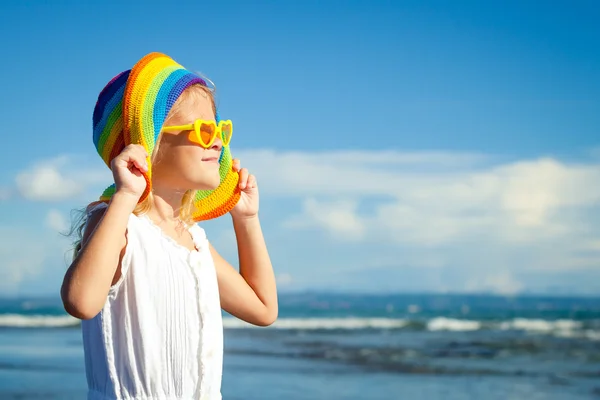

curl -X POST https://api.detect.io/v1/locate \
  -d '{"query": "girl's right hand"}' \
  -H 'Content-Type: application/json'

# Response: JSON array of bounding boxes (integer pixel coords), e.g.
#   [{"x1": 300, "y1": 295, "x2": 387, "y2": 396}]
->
[{"x1": 110, "y1": 144, "x2": 149, "y2": 200}]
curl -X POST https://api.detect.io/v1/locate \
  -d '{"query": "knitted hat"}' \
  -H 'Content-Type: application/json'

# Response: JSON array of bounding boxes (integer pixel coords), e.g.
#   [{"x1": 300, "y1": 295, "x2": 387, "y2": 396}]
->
[{"x1": 92, "y1": 52, "x2": 240, "y2": 221}]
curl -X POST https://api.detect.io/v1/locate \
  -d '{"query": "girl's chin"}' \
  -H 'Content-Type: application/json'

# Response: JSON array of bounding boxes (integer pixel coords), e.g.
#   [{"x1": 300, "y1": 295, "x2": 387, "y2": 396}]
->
[{"x1": 191, "y1": 178, "x2": 221, "y2": 192}]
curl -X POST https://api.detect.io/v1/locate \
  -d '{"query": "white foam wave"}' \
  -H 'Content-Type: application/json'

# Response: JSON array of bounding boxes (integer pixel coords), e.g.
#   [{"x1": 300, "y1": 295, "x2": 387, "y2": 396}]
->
[
  {"x1": 0, "y1": 314, "x2": 80, "y2": 328},
  {"x1": 223, "y1": 317, "x2": 409, "y2": 330},
  {"x1": 584, "y1": 330, "x2": 600, "y2": 341},
  {"x1": 553, "y1": 329, "x2": 600, "y2": 341},
  {"x1": 2, "y1": 313, "x2": 597, "y2": 341},
  {"x1": 427, "y1": 317, "x2": 481, "y2": 331},
  {"x1": 499, "y1": 318, "x2": 582, "y2": 332}
]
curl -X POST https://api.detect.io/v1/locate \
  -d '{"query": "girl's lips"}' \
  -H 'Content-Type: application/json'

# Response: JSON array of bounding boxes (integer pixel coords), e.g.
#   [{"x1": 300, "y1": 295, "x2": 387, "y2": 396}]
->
[{"x1": 202, "y1": 157, "x2": 219, "y2": 163}]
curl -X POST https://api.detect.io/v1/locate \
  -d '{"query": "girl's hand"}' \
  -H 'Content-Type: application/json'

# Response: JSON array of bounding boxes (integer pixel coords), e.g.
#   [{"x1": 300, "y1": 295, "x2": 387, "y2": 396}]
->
[
  {"x1": 230, "y1": 159, "x2": 259, "y2": 220},
  {"x1": 110, "y1": 144, "x2": 149, "y2": 200}
]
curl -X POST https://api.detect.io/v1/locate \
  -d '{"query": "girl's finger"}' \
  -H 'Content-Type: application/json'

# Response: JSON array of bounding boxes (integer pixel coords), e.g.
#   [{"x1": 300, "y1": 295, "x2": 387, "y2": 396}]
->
[
  {"x1": 131, "y1": 160, "x2": 148, "y2": 173},
  {"x1": 239, "y1": 168, "x2": 249, "y2": 189},
  {"x1": 248, "y1": 174, "x2": 257, "y2": 189},
  {"x1": 126, "y1": 144, "x2": 148, "y2": 159},
  {"x1": 130, "y1": 152, "x2": 148, "y2": 172},
  {"x1": 134, "y1": 144, "x2": 148, "y2": 157}
]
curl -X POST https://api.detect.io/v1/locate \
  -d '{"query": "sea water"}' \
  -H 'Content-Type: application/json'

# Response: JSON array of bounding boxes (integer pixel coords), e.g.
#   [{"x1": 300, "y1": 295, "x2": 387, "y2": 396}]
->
[{"x1": 1, "y1": 293, "x2": 599, "y2": 399}]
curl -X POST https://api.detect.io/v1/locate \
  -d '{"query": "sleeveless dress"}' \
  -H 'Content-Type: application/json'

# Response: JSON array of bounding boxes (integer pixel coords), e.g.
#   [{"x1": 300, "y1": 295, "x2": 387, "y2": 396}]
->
[{"x1": 81, "y1": 204, "x2": 224, "y2": 400}]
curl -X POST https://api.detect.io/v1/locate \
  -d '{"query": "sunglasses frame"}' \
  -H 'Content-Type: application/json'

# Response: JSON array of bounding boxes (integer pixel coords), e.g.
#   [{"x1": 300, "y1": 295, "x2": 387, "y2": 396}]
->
[{"x1": 162, "y1": 119, "x2": 233, "y2": 148}]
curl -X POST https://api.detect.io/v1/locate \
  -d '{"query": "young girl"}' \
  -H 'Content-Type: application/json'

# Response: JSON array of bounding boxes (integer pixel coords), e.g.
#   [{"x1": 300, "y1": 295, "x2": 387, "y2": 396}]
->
[{"x1": 61, "y1": 52, "x2": 278, "y2": 400}]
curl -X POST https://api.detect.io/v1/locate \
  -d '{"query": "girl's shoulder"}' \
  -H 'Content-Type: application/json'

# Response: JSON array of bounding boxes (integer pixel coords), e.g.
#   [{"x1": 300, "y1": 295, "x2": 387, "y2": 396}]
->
[
  {"x1": 85, "y1": 201, "x2": 142, "y2": 229},
  {"x1": 84, "y1": 203, "x2": 148, "y2": 247},
  {"x1": 85, "y1": 202, "x2": 209, "y2": 250}
]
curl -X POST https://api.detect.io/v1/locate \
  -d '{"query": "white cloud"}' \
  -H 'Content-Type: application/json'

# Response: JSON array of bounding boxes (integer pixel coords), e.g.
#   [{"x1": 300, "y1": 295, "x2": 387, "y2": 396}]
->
[
  {"x1": 237, "y1": 149, "x2": 476, "y2": 197},
  {"x1": 0, "y1": 218, "x2": 75, "y2": 296},
  {"x1": 0, "y1": 187, "x2": 10, "y2": 200},
  {"x1": 2, "y1": 154, "x2": 106, "y2": 294},
  {"x1": 0, "y1": 227, "x2": 53, "y2": 295},
  {"x1": 16, "y1": 157, "x2": 81, "y2": 201},
  {"x1": 4, "y1": 148, "x2": 599, "y2": 295},
  {"x1": 45, "y1": 209, "x2": 69, "y2": 232},
  {"x1": 464, "y1": 271, "x2": 524, "y2": 296},
  {"x1": 276, "y1": 273, "x2": 293, "y2": 286},
  {"x1": 284, "y1": 198, "x2": 365, "y2": 240},
  {"x1": 236, "y1": 148, "x2": 600, "y2": 277},
  {"x1": 15, "y1": 155, "x2": 110, "y2": 202},
  {"x1": 578, "y1": 239, "x2": 600, "y2": 252}
]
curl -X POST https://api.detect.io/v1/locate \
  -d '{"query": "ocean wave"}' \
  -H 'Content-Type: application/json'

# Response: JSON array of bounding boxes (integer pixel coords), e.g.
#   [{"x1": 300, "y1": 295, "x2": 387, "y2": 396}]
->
[
  {"x1": 0, "y1": 313, "x2": 598, "y2": 341},
  {"x1": 553, "y1": 328, "x2": 600, "y2": 341},
  {"x1": 224, "y1": 316, "x2": 600, "y2": 340},
  {"x1": 426, "y1": 317, "x2": 600, "y2": 339},
  {"x1": 427, "y1": 317, "x2": 481, "y2": 331},
  {"x1": 223, "y1": 317, "x2": 410, "y2": 330},
  {"x1": 499, "y1": 318, "x2": 582, "y2": 332},
  {"x1": 0, "y1": 314, "x2": 80, "y2": 328}
]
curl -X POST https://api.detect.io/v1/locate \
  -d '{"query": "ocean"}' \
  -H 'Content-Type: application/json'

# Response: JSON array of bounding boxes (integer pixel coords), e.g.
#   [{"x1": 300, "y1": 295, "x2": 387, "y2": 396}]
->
[{"x1": 0, "y1": 293, "x2": 599, "y2": 399}]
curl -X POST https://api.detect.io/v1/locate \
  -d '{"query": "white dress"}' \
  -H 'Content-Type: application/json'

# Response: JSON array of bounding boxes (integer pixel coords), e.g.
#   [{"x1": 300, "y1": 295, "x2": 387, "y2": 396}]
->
[{"x1": 81, "y1": 204, "x2": 224, "y2": 400}]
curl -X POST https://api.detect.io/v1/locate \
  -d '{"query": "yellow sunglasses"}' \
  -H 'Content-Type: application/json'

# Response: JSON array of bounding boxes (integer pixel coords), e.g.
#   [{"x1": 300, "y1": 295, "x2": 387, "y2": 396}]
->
[{"x1": 162, "y1": 119, "x2": 233, "y2": 148}]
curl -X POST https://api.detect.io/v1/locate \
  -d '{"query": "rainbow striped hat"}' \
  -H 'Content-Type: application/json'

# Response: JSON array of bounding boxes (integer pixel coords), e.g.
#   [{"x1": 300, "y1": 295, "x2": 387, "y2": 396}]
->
[{"x1": 92, "y1": 52, "x2": 240, "y2": 221}]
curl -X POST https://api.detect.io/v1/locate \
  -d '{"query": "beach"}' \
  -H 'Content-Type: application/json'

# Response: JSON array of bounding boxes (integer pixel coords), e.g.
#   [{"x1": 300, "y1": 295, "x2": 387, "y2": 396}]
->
[{"x1": 1, "y1": 293, "x2": 599, "y2": 399}]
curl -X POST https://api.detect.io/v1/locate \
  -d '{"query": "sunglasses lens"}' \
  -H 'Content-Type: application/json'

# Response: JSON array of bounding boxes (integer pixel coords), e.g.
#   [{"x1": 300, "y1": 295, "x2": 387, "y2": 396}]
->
[
  {"x1": 199, "y1": 122, "x2": 216, "y2": 147},
  {"x1": 221, "y1": 123, "x2": 232, "y2": 145}
]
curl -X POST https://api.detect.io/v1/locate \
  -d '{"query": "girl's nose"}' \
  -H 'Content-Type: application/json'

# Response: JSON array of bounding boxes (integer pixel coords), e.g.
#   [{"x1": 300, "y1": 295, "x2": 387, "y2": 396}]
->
[{"x1": 210, "y1": 135, "x2": 223, "y2": 151}]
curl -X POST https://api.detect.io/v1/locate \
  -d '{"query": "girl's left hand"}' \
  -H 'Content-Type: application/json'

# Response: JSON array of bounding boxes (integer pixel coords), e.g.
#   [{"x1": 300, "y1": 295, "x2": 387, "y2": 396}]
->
[{"x1": 230, "y1": 159, "x2": 259, "y2": 220}]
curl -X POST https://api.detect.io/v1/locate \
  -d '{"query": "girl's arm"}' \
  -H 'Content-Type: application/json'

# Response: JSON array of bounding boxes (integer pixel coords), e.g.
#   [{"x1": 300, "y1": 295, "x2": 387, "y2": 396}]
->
[
  {"x1": 60, "y1": 193, "x2": 136, "y2": 320},
  {"x1": 61, "y1": 144, "x2": 147, "y2": 320},
  {"x1": 212, "y1": 215, "x2": 278, "y2": 327},
  {"x1": 212, "y1": 161, "x2": 278, "y2": 326}
]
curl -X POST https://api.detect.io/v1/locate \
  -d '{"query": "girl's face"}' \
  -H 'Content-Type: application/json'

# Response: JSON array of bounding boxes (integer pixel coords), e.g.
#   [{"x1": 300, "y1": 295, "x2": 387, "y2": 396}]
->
[{"x1": 152, "y1": 88, "x2": 222, "y2": 192}]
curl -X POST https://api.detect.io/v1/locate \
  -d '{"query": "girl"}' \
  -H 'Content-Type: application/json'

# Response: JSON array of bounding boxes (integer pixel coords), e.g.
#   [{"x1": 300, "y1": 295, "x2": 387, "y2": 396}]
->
[{"x1": 61, "y1": 52, "x2": 278, "y2": 400}]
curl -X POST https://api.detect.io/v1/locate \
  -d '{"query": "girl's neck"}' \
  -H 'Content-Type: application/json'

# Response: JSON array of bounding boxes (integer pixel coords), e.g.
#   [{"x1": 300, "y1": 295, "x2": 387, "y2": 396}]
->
[{"x1": 145, "y1": 184, "x2": 186, "y2": 226}]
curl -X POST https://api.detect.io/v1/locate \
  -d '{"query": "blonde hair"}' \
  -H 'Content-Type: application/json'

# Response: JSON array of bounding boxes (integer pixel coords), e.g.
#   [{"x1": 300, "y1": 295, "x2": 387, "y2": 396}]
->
[{"x1": 68, "y1": 82, "x2": 217, "y2": 259}]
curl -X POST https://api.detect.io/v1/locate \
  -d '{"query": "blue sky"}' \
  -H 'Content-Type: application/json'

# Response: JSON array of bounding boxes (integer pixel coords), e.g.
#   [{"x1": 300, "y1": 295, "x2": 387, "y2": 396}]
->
[{"x1": 0, "y1": 0, "x2": 599, "y2": 297}]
